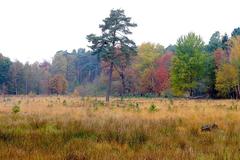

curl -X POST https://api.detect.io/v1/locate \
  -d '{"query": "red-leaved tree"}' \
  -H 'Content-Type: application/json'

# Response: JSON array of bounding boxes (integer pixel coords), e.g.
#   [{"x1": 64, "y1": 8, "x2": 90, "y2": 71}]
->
[
  {"x1": 153, "y1": 52, "x2": 174, "y2": 94},
  {"x1": 214, "y1": 48, "x2": 226, "y2": 69}
]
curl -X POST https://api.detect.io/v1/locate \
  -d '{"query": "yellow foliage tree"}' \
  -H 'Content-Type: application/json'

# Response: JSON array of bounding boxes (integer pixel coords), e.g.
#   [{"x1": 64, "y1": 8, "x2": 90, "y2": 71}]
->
[
  {"x1": 216, "y1": 64, "x2": 238, "y2": 97},
  {"x1": 48, "y1": 74, "x2": 68, "y2": 95},
  {"x1": 230, "y1": 36, "x2": 240, "y2": 65},
  {"x1": 132, "y1": 43, "x2": 164, "y2": 94},
  {"x1": 134, "y1": 43, "x2": 164, "y2": 72}
]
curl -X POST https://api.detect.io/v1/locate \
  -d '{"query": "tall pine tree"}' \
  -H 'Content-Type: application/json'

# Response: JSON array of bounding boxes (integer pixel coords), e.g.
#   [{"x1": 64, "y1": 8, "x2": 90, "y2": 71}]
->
[{"x1": 87, "y1": 9, "x2": 137, "y2": 101}]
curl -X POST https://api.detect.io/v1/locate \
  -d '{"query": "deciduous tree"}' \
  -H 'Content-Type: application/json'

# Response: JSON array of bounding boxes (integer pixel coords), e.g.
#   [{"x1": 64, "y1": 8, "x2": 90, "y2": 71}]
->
[
  {"x1": 48, "y1": 74, "x2": 68, "y2": 95},
  {"x1": 8, "y1": 61, "x2": 25, "y2": 95},
  {"x1": 171, "y1": 33, "x2": 206, "y2": 96},
  {"x1": 216, "y1": 64, "x2": 238, "y2": 98},
  {"x1": 154, "y1": 52, "x2": 173, "y2": 94}
]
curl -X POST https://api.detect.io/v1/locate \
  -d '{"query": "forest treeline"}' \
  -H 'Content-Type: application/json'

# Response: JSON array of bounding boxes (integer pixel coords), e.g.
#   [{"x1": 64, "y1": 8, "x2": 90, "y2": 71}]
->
[{"x1": 1, "y1": 9, "x2": 240, "y2": 99}]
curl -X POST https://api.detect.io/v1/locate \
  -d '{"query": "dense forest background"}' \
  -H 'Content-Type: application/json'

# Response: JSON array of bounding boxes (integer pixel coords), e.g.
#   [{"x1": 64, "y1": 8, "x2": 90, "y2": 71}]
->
[{"x1": 0, "y1": 10, "x2": 240, "y2": 99}]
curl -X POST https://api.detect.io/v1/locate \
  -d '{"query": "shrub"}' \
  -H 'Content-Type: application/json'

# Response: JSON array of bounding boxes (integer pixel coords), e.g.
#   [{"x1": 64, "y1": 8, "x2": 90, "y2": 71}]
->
[
  {"x1": 12, "y1": 104, "x2": 20, "y2": 114},
  {"x1": 135, "y1": 103, "x2": 140, "y2": 112},
  {"x1": 148, "y1": 104, "x2": 157, "y2": 112}
]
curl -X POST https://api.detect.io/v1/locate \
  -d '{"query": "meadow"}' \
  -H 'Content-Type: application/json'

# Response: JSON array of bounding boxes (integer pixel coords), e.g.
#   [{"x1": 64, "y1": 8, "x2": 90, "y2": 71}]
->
[{"x1": 0, "y1": 96, "x2": 240, "y2": 160}]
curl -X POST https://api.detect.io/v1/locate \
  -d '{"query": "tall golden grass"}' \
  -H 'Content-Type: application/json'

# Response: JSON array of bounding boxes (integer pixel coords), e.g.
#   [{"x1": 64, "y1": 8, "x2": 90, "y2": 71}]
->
[{"x1": 0, "y1": 96, "x2": 240, "y2": 159}]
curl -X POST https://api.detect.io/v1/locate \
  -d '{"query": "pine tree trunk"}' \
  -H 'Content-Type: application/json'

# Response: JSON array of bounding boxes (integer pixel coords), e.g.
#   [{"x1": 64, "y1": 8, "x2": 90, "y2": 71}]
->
[
  {"x1": 106, "y1": 62, "x2": 114, "y2": 102},
  {"x1": 120, "y1": 72, "x2": 126, "y2": 101}
]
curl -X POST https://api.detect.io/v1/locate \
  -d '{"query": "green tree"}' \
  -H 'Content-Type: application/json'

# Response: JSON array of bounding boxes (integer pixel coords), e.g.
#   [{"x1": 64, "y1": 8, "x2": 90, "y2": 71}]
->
[
  {"x1": 204, "y1": 53, "x2": 217, "y2": 97},
  {"x1": 87, "y1": 9, "x2": 137, "y2": 101},
  {"x1": 0, "y1": 54, "x2": 12, "y2": 94},
  {"x1": 171, "y1": 33, "x2": 206, "y2": 96},
  {"x1": 64, "y1": 50, "x2": 78, "y2": 92},
  {"x1": 28, "y1": 62, "x2": 47, "y2": 94},
  {"x1": 221, "y1": 33, "x2": 229, "y2": 50},
  {"x1": 23, "y1": 62, "x2": 32, "y2": 94},
  {"x1": 75, "y1": 49, "x2": 101, "y2": 85},
  {"x1": 221, "y1": 33, "x2": 231, "y2": 61},
  {"x1": 231, "y1": 27, "x2": 240, "y2": 37},
  {"x1": 165, "y1": 44, "x2": 176, "y2": 53},
  {"x1": 51, "y1": 52, "x2": 68, "y2": 75},
  {"x1": 207, "y1": 31, "x2": 222, "y2": 53},
  {"x1": 8, "y1": 61, "x2": 25, "y2": 95}
]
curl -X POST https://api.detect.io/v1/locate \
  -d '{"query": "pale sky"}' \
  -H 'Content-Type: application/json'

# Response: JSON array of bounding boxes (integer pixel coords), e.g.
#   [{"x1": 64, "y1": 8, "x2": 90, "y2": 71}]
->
[{"x1": 0, "y1": 0, "x2": 239, "y2": 63}]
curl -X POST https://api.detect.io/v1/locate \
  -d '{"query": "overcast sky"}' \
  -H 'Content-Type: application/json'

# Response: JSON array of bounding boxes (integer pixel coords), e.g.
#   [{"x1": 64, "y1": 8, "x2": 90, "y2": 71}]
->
[{"x1": 0, "y1": 0, "x2": 239, "y2": 63}]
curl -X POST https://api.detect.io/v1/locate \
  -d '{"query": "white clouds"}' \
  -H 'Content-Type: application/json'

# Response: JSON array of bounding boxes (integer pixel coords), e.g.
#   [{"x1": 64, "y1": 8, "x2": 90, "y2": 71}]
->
[{"x1": 0, "y1": 0, "x2": 239, "y2": 62}]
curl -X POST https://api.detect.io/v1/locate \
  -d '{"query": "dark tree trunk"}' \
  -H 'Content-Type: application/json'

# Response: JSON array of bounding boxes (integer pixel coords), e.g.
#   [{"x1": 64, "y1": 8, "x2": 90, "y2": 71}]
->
[
  {"x1": 120, "y1": 72, "x2": 126, "y2": 100},
  {"x1": 189, "y1": 89, "x2": 193, "y2": 97},
  {"x1": 237, "y1": 85, "x2": 240, "y2": 99},
  {"x1": 106, "y1": 62, "x2": 114, "y2": 102}
]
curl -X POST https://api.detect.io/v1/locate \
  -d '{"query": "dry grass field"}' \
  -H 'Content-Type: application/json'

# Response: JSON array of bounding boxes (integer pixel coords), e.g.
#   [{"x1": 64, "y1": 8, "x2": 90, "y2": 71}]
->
[{"x1": 0, "y1": 96, "x2": 240, "y2": 160}]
